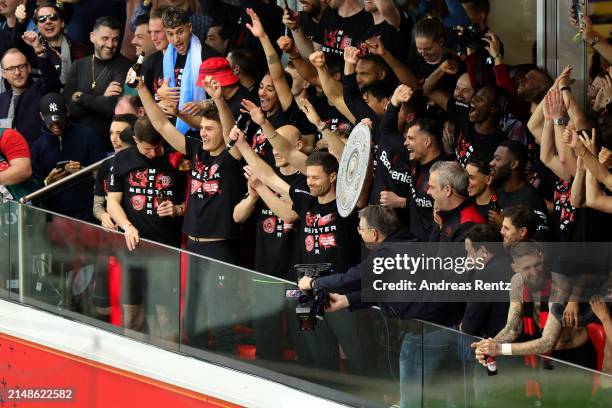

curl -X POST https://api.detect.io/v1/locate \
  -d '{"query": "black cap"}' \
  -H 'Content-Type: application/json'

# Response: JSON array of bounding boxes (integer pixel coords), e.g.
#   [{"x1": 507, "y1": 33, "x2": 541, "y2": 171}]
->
[{"x1": 40, "y1": 92, "x2": 67, "y2": 127}]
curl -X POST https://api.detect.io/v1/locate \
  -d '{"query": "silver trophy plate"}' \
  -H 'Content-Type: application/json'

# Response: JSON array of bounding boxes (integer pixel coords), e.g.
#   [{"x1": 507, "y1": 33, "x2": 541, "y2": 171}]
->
[{"x1": 336, "y1": 123, "x2": 371, "y2": 217}]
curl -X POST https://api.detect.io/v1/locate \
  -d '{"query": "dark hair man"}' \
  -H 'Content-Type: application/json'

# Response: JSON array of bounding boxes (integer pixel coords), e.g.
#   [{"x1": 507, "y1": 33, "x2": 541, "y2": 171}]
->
[
  {"x1": 131, "y1": 14, "x2": 156, "y2": 57},
  {"x1": 93, "y1": 114, "x2": 138, "y2": 230},
  {"x1": 140, "y1": 7, "x2": 169, "y2": 97},
  {"x1": 231, "y1": 112, "x2": 373, "y2": 376},
  {"x1": 12, "y1": 1, "x2": 90, "y2": 85},
  {"x1": 489, "y1": 140, "x2": 549, "y2": 238},
  {"x1": 30, "y1": 93, "x2": 106, "y2": 222},
  {"x1": 63, "y1": 16, "x2": 133, "y2": 147},
  {"x1": 157, "y1": 7, "x2": 219, "y2": 135},
  {"x1": 466, "y1": 154, "x2": 494, "y2": 219},
  {"x1": 500, "y1": 204, "x2": 538, "y2": 245}
]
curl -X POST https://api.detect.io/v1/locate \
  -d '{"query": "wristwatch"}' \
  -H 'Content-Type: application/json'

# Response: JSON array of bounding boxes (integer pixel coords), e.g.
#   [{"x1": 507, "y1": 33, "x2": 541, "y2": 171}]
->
[
  {"x1": 553, "y1": 117, "x2": 568, "y2": 126},
  {"x1": 590, "y1": 37, "x2": 601, "y2": 48}
]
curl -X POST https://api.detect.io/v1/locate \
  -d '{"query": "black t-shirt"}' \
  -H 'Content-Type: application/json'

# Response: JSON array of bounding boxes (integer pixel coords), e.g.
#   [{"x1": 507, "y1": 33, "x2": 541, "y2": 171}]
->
[
  {"x1": 94, "y1": 158, "x2": 111, "y2": 196},
  {"x1": 408, "y1": 51, "x2": 463, "y2": 94},
  {"x1": 312, "y1": 8, "x2": 373, "y2": 57},
  {"x1": 299, "y1": 12, "x2": 320, "y2": 42},
  {"x1": 309, "y1": 94, "x2": 353, "y2": 141},
  {"x1": 174, "y1": 53, "x2": 187, "y2": 88},
  {"x1": 408, "y1": 157, "x2": 442, "y2": 242},
  {"x1": 183, "y1": 137, "x2": 246, "y2": 239},
  {"x1": 254, "y1": 170, "x2": 306, "y2": 280},
  {"x1": 108, "y1": 147, "x2": 185, "y2": 247},
  {"x1": 365, "y1": 12, "x2": 413, "y2": 61},
  {"x1": 447, "y1": 97, "x2": 507, "y2": 166},
  {"x1": 289, "y1": 184, "x2": 360, "y2": 275},
  {"x1": 226, "y1": 84, "x2": 258, "y2": 120},
  {"x1": 497, "y1": 183, "x2": 549, "y2": 239},
  {"x1": 142, "y1": 51, "x2": 165, "y2": 98}
]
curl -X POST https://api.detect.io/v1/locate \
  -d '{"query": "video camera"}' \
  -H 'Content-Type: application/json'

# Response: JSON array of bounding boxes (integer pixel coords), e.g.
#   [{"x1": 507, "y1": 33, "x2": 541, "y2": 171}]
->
[
  {"x1": 294, "y1": 263, "x2": 334, "y2": 331},
  {"x1": 453, "y1": 23, "x2": 488, "y2": 57}
]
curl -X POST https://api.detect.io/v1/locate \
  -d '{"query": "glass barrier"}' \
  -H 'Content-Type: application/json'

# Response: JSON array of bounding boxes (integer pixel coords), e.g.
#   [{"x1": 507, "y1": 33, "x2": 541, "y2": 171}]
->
[{"x1": 0, "y1": 199, "x2": 610, "y2": 408}]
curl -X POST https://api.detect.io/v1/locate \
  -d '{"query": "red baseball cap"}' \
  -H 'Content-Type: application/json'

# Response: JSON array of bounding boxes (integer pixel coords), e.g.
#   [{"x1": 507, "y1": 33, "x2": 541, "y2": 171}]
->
[{"x1": 197, "y1": 57, "x2": 239, "y2": 87}]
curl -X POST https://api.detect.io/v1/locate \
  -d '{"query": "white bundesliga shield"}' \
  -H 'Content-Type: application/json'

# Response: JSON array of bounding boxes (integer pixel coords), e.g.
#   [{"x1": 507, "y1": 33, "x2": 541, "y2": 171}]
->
[{"x1": 336, "y1": 123, "x2": 371, "y2": 217}]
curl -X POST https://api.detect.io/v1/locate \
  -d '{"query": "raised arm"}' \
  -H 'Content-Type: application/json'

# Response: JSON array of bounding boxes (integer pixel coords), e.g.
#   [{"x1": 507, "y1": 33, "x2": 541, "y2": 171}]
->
[
  {"x1": 574, "y1": 129, "x2": 612, "y2": 190},
  {"x1": 570, "y1": 157, "x2": 586, "y2": 208},
  {"x1": 233, "y1": 173, "x2": 259, "y2": 224},
  {"x1": 231, "y1": 126, "x2": 292, "y2": 198},
  {"x1": 309, "y1": 51, "x2": 356, "y2": 124},
  {"x1": 540, "y1": 92, "x2": 571, "y2": 181},
  {"x1": 278, "y1": 36, "x2": 321, "y2": 88},
  {"x1": 246, "y1": 8, "x2": 293, "y2": 112},
  {"x1": 248, "y1": 169, "x2": 299, "y2": 222},
  {"x1": 136, "y1": 74, "x2": 186, "y2": 154},
  {"x1": 282, "y1": 8, "x2": 316, "y2": 58},
  {"x1": 241, "y1": 99, "x2": 308, "y2": 174},
  {"x1": 300, "y1": 97, "x2": 345, "y2": 160},
  {"x1": 364, "y1": 36, "x2": 418, "y2": 89},
  {"x1": 374, "y1": 0, "x2": 401, "y2": 28}
]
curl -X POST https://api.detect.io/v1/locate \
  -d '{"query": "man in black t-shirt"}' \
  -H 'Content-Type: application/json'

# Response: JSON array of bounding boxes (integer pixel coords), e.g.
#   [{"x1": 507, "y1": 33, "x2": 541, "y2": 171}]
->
[
  {"x1": 107, "y1": 117, "x2": 185, "y2": 339},
  {"x1": 91, "y1": 114, "x2": 136, "y2": 323},
  {"x1": 445, "y1": 85, "x2": 508, "y2": 166},
  {"x1": 404, "y1": 118, "x2": 445, "y2": 242},
  {"x1": 137, "y1": 74, "x2": 246, "y2": 354},
  {"x1": 141, "y1": 7, "x2": 168, "y2": 98},
  {"x1": 235, "y1": 118, "x2": 373, "y2": 374},
  {"x1": 489, "y1": 140, "x2": 549, "y2": 238},
  {"x1": 309, "y1": 0, "x2": 374, "y2": 57}
]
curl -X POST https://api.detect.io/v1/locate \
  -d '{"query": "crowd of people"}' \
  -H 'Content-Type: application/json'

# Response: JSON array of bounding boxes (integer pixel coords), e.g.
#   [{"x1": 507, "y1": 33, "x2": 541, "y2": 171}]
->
[{"x1": 0, "y1": 0, "x2": 611, "y2": 405}]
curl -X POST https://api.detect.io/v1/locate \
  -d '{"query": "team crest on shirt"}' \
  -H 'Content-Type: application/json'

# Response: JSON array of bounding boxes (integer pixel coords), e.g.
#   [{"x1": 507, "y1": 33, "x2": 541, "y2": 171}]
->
[
  {"x1": 305, "y1": 235, "x2": 315, "y2": 252},
  {"x1": 128, "y1": 170, "x2": 148, "y2": 188},
  {"x1": 156, "y1": 174, "x2": 171, "y2": 188},
  {"x1": 131, "y1": 195, "x2": 145, "y2": 211},
  {"x1": 262, "y1": 217, "x2": 276, "y2": 234}
]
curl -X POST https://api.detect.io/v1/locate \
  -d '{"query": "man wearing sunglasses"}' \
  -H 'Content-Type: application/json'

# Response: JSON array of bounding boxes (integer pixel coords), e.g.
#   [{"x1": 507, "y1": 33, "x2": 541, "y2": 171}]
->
[{"x1": 12, "y1": 3, "x2": 90, "y2": 85}]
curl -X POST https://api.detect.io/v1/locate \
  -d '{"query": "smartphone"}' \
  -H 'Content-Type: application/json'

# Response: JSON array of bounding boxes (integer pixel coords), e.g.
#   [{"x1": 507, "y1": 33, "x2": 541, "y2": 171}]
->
[
  {"x1": 55, "y1": 160, "x2": 70, "y2": 170},
  {"x1": 572, "y1": 0, "x2": 585, "y2": 27},
  {"x1": 236, "y1": 113, "x2": 251, "y2": 134}
]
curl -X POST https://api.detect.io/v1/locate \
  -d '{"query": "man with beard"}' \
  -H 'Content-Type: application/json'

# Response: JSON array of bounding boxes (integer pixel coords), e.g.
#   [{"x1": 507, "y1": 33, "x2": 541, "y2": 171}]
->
[
  {"x1": 472, "y1": 242, "x2": 598, "y2": 370},
  {"x1": 427, "y1": 82, "x2": 507, "y2": 166},
  {"x1": 231, "y1": 110, "x2": 373, "y2": 375},
  {"x1": 131, "y1": 14, "x2": 156, "y2": 59},
  {"x1": 30, "y1": 93, "x2": 106, "y2": 222},
  {"x1": 500, "y1": 204, "x2": 538, "y2": 245},
  {"x1": 63, "y1": 16, "x2": 132, "y2": 147},
  {"x1": 489, "y1": 140, "x2": 549, "y2": 237},
  {"x1": 12, "y1": 2, "x2": 90, "y2": 85}
]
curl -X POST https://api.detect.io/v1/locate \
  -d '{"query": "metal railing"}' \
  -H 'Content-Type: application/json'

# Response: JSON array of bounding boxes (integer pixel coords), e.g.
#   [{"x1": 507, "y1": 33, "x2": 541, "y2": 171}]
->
[{"x1": 19, "y1": 155, "x2": 113, "y2": 204}]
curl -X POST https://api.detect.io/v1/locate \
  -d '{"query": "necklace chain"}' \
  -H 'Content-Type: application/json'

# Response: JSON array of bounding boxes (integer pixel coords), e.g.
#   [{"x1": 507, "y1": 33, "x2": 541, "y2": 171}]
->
[{"x1": 91, "y1": 55, "x2": 111, "y2": 90}]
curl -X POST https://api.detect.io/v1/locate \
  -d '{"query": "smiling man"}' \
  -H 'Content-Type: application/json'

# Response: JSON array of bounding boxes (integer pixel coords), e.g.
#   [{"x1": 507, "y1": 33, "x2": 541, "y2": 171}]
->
[
  {"x1": 0, "y1": 46, "x2": 61, "y2": 145},
  {"x1": 12, "y1": 2, "x2": 90, "y2": 85},
  {"x1": 63, "y1": 16, "x2": 132, "y2": 148}
]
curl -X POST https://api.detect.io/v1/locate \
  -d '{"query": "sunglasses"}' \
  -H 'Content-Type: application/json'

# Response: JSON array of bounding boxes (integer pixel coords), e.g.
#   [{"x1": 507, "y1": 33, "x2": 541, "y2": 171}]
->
[{"x1": 37, "y1": 14, "x2": 60, "y2": 24}]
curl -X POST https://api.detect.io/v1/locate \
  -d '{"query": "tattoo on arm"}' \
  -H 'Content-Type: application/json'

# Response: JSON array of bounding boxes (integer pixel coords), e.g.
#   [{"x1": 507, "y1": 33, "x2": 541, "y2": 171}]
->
[
  {"x1": 509, "y1": 313, "x2": 562, "y2": 356},
  {"x1": 494, "y1": 302, "x2": 524, "y2": 343},
  {"x1": 267, "y1": 54, "x2": 278, "y2": 65}
]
